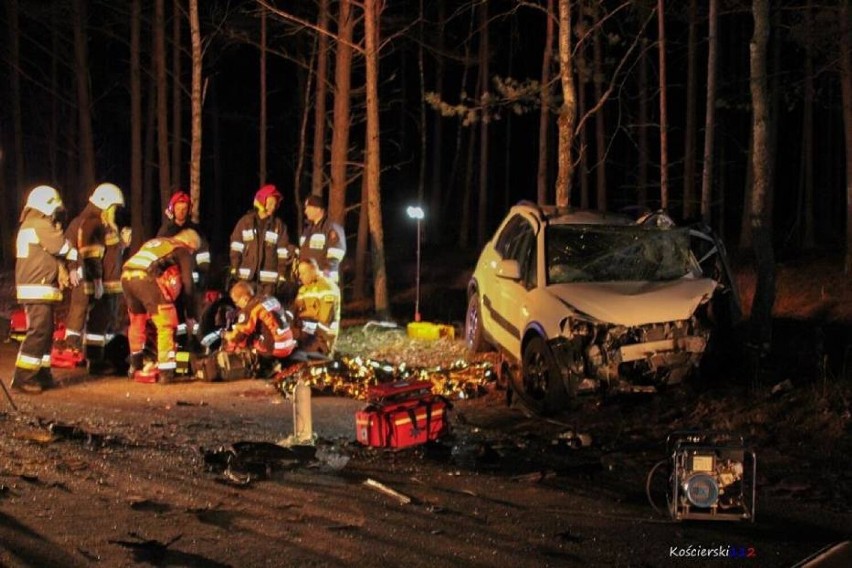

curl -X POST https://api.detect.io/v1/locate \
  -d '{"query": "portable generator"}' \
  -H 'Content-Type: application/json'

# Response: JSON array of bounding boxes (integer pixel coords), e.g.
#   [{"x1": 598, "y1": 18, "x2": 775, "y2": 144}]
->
[{"x1": 666, "y1": 431, "x2": 756, "y2": 522}]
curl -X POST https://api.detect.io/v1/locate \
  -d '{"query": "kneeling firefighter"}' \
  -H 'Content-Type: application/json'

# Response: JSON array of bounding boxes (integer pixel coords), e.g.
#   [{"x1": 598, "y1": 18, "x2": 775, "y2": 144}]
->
[
  {"x1": 223, "y1": 280, "x2": 297, "y2": 376},
  {"x1": 121, "y1": 229, "x2": 201, "y2": 383}
]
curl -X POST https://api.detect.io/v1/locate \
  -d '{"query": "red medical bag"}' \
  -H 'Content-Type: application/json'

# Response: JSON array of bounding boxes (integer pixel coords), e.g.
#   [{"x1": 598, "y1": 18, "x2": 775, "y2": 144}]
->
[{"x1": 356, "y1": 380, "x2": 450, "y2": 449}]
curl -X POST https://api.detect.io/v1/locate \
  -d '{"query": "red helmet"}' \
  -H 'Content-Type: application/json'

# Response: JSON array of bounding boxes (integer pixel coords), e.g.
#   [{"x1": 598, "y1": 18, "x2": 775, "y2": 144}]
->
[
  {"x1": 167, "y1": 190, "x2": 191, "y2": 214},
  {"x1": 254, "y1": 184, "x2": 282, "y2": 212}
]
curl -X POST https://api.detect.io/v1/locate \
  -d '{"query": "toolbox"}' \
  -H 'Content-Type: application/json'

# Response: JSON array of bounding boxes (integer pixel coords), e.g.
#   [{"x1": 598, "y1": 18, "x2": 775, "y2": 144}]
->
[{"x1": 356, "y1": 380, "x2": 450, "y2": 449}]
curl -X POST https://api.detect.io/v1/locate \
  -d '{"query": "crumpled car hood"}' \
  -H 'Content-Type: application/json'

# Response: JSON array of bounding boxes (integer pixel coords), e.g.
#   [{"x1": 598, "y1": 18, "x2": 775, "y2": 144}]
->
[{"x1": 548, "y1": 278, "x2": 718, "y2": 326}]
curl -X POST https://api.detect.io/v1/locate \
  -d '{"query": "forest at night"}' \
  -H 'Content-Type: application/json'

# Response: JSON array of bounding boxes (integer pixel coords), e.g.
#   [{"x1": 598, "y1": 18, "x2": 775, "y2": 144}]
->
[{"x1": 0, "y1": 0, "x2": 850, "y2": 310}]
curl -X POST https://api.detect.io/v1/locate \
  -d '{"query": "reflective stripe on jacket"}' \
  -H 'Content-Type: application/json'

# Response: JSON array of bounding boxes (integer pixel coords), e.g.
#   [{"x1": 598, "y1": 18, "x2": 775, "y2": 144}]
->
[
  {"x1": 15, "y1": 209, "x2": 71, "y2": 303},
  {"x1": 229, "y1": 211, "x2": 291, "y2": 283}
]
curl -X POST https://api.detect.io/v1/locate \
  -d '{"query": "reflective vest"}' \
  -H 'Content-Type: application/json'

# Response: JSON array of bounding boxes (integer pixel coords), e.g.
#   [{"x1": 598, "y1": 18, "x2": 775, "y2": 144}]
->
[
  {"x1": 229, "y1": 211, "x2": 291, "y2": 285},
  {"x1": 123, "y1": 237, "x2": 197, "y2": 313},
  {"x1": 295, "y1": 275, "x2": 341, "y2": 341},
  {"x1": 230, "y1": 295, "x2": 296, "y2": 358}
]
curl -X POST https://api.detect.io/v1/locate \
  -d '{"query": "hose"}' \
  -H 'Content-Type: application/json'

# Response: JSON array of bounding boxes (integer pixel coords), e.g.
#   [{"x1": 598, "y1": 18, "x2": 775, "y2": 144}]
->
[{"x1": 645, "y1": 459, "x2": 671, "y2": 518}]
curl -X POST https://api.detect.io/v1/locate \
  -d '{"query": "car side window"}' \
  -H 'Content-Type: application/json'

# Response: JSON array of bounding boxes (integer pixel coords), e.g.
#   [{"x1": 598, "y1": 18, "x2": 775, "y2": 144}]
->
[
  {"x1": 494, "y1": 215, "x2": 527, "y2": 259},
  {"x1": 512, "y1": 223, "x2": 536, "y2": 289}
]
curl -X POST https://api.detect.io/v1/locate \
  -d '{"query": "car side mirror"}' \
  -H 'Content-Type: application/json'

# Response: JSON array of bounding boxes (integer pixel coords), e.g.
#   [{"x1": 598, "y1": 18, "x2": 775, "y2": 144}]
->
[{"x1": 497, "y1": 259, "x2": 521, "y2": 281}]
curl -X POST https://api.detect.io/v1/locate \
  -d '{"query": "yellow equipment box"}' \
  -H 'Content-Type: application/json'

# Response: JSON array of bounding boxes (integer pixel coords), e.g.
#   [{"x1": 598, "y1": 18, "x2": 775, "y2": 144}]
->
[{"x1": 406, "y1": 322, "x2": 455, "y2": 341}]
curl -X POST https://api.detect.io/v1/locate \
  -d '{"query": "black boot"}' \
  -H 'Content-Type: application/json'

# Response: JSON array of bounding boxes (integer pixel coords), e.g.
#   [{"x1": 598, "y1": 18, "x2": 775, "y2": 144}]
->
[
  {"x1": 10, "y1": 376, "x2": 43, "y2": 394},
  {"x1": 36, "y1": 368, "x2": 57, "y2": 389},
  {"x1": 128, "y1": 351, "x2": 145, "y2": 379},
  {"x1": 158, "y1": 369, "x2": 175, "y2": 385}
]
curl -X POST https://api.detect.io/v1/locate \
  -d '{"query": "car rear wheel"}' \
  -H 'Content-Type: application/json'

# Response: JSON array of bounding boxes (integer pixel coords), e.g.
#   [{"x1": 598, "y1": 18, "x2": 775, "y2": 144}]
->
[
  {"x1": 465, "y1": 292, "x2": 489, "y2": 353},
  {"x1": 518, "y1": 336, "x2": 568, "y2": 415}
]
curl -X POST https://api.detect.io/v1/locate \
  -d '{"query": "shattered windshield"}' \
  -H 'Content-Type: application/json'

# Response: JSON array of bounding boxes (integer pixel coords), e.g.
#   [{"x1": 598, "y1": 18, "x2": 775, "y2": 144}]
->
[{"x1": 546, "y1": 225, "x2": 697, "y2": 284}]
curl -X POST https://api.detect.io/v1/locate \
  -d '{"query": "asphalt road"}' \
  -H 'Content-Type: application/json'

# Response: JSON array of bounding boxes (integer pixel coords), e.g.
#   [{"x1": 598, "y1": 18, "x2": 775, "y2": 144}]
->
[{"x1": 1, "y1": 340, "x2": 850, "y2": 567}]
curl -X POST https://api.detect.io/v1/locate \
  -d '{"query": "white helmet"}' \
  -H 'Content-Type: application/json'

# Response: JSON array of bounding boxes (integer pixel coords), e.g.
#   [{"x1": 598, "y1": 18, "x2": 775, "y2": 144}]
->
[
  {"x1": 89, "y1": 182, "x2": 125, "y2": 209},
  {"x1": 24, "y1": 185, "x2": 64, "y2": 217}
]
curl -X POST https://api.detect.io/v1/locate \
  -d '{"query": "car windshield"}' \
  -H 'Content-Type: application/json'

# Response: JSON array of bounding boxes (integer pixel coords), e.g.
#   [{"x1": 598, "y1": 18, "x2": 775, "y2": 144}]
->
[{"x1": 546, "y1": 225, "x2": 697, "y2": 283}]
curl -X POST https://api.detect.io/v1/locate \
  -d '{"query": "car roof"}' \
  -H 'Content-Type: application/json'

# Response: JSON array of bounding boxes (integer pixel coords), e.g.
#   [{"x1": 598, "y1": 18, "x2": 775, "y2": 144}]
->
[{"x1": 510, "y1": 201, "x2": 635, "y2": 227}]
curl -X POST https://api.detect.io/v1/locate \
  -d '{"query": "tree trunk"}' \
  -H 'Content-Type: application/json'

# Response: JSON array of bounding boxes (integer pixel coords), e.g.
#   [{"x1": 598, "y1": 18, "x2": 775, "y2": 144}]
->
[
  {"x1": 155, "y1": 0, "x2": 171, "y2": 210},
  {"x1": 0, "y1": 122, "x2": 7, "y2": 266},
  {"x1": 447, "y1": 5, "x2": 475, "y2": 227},
  {"x1": 329, "y1": 0, "x2": 353, "y2": 226},
  {"x1": 429, "y1": 0, "x2": 446, "y2": 240},
  {"x1": 189, "y1": 0, "x2": 202, "y2": 223},
  {"x1": 294, "y1": 51, "x2": 314, "y2": 236},
  {"x1": 554, "y1": 0, "x2": 575, "y2": 207},
  {"x1": 311, "y1": 0, "x2": 329, "y2": 199},
  {"x1": 364, "y1": 0, "x2": 389, "y2": 316},
  {"x1": 259, "y1": 6, "x2": 267, "y2": 185},
  {"x1": 50, "y1": 6, "x2": 59, "y2": 180},
  {"x1": 638, "y1": 38, "x2": 649, "y2": 207},
  {"x1": 802, "y1": 0, "x2": 815, "y2": 248},
  {"x1": 578, "y1": 41, "x2": 589, "y2": 210},
  {"x1": 417, "y1": 0, "x2": 426, "y2": 206},
  {"x1": 593, "y1": 2, "x2": 607, "y2": 212},
  {"x1": 701, "y1": 0, "x2": 718, "y2": 225},
  {"x1": 841, "y1": 2, "x2": 852, "y2": 274},
  {"x1": 476, "y1": 0, "x2": 489, "y2": 245},
  {"x1": 7, "y1": 0, "x2": 24, "y2": 208},
  {"x1": 749, "y1": 0, "x2": 775, "y2": 352},
  {"x1": 353, "y1": 174, "x2": 369, "y2": 302},
  {"x1": 73, "y1": 0, "x2": 96, "y2": 199},
  {"x1": 682, "y1": 0, "x2": 697, "y2": 220},
  {"x1": 537, "y1": 0, "x2": 554, "y2": 205},
  {"x1": 657, "y1": 0, "x2": 669, "y2": 209},
  {"x1": 131, "y1": 0, "x2": 143, "y2": 250},
  {"x1": 172, "y1": 0, "x2": 183, "y2": 187},
  {"x1": 143, "y1": 77, "x2": 157, "y2": 238}
]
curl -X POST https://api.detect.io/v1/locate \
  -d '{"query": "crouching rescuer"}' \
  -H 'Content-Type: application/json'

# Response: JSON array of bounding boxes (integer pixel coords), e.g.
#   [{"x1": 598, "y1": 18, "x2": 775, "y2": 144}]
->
[
  {"x1": 223, "y1": 281, "x2": 297, "y2": 377},
  {"x1": 121, "y1": 229, "x2": 201, "y2": 383}
]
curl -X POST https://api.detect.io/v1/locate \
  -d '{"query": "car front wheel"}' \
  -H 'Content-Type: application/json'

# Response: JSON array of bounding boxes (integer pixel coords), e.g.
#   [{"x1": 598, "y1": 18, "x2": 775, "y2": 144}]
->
[
  {"x1": 518, "y1": 336, "x2": 568, "y2": 414},
  {"x1": 465, "y1": 292, "x2": 488, "y2": 353}
]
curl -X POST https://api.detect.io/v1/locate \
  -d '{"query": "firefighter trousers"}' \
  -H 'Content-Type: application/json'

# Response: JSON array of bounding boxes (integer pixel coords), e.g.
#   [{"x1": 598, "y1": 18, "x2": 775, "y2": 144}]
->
[
  {"x1": 14, "y1": 303, "x2": 55, "y2": 383},
  {"x1": 65, "y1": 285, "x2": 118, "y2": 360},
  {"x1": 121, "y1": 274, "x2": 179, "y2": 373}
]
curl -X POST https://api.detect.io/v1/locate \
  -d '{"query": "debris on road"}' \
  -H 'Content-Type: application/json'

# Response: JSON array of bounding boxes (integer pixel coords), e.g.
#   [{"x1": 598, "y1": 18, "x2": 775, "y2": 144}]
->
[{"x1": 363, "y1": 477, "x2": 412, "y2": 504}]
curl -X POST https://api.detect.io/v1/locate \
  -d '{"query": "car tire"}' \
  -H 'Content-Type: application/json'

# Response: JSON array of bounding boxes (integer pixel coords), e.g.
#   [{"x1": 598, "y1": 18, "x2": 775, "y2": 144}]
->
[
  {"x1": 465, "y1": 292, "x2": 489, "y2": 353},
  {"x1": 518, "y1": 336, "x2": 568, "y2": 415}
]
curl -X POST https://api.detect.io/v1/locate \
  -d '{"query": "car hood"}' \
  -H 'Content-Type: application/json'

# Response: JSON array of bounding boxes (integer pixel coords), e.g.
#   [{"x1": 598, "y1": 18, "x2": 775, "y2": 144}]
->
[{"x1": 548, "y1": 278, "x2": 717, "y2": 326}]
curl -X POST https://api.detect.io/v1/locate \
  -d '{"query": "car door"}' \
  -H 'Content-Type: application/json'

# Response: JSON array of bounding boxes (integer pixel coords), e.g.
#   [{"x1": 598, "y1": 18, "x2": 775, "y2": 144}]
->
[{"x1": 490, "y1": 216, "x2": 538, "y2": 357}]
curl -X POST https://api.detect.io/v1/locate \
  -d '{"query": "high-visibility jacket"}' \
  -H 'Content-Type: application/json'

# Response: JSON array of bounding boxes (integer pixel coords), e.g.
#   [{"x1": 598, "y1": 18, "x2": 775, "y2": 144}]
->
[
  {"x1": 229, "y1": 211, "x2": 291, "y2": 286},
  {"x1": 15, "y1": 209, "x2": 72, "y2": 303},
  {"x1": 157, "y1": 218, "x2": 211, "y2": 286},
  {"x1": 66, "y1": 203, "x2": 126, "y2": 295},
  {"x1": 299, "y1": 214, "x2": 346, "y2": 283},
  {"x1": 229, "y1": 295, "x2": 296, "y2": 358},
  {"x1": 122, "y1": 237, "x2": 198, "y2": 319},
  {"x1": 294, "y1": 275, "x2": 340, "y2": 347}
]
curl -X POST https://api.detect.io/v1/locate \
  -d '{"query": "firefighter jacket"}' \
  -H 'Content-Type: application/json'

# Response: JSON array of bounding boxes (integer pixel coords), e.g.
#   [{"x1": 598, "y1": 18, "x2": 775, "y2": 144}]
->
[
  {"x1": 15, "y1": 209, "x2": 72, "y2": 303},
  {"x1": 294, "y1": 275, "x2": 340, "y2": 347},
  {"x1": 122, "y1": 237, "x2": 198, "y2": 319},
  {"x1": 229, "y1": 295, "x2": 296, "y2": 358},
  {"x1": 229, "y1": 211, "x2": 291, "y2": 286},
  {"x1": 157, "y1": 218, "x2": 211, "y2": 286},
  {"x1": 66, "y1": 203, "x2": 125, "y2": 295},
  {"x1": 299, "y1": 214, "x2": 346, "y2": 282}
]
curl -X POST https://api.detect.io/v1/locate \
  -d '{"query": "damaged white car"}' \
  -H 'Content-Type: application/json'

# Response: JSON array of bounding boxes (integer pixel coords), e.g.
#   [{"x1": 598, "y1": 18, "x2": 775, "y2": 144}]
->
[{"x1": 465, "y1": 202, "x2": 740, "y2": 413}]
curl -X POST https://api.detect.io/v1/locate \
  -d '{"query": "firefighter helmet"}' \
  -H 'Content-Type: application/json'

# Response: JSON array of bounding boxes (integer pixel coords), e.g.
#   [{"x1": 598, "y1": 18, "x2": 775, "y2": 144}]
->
[
  {"x1": 254, "y1": 184, "x2": 282, "y2": 212},
  {"x1": 24, "y1": 185, "x2": 64, "y2": 217},
  {"x1": 89, "y1": 183, "x2": 125, "y2": 210},
  {"x1": 173, "y1": 228, "x2": 201, "y2": 251},
  {"x1": 167, "y1": 191, "x2": 191, "y2": 215}
]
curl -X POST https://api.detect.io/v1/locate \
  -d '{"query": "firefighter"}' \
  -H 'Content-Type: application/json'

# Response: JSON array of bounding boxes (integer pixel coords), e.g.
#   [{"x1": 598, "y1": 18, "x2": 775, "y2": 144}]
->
[
  {"x1": 293, "y1": 258, "x2": 341, "y2": 356},
  {"x1": 60, "y1": 182, "x2": 129, "y2": 374},
  {"x1": 299, "y1": 194, "x2": 346, "y2": 284},
  {"x1": 223, "y1": 280, "x2": 297, "y2": 376},
  {"x1": 157, "y1": 190, "x2": 211, "y2": 343},
  {"x1": 229, "y1": 184, "x2": 293, "y2": 298},
  {"x1": 121, "y1": 229, "x2": 201, "y2": 384},
  {"x1": 12, "y1": 185, "x2": 76, "y2": 394}
]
